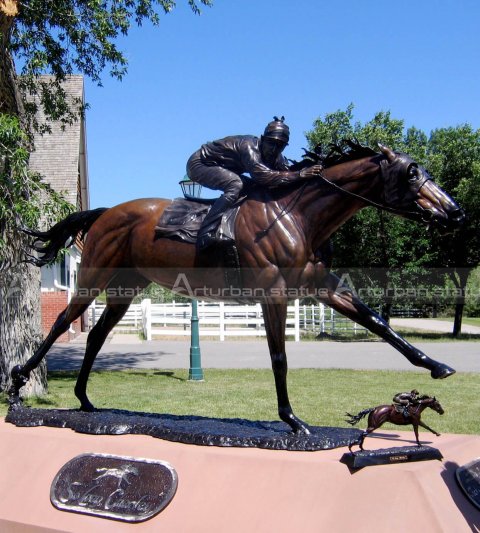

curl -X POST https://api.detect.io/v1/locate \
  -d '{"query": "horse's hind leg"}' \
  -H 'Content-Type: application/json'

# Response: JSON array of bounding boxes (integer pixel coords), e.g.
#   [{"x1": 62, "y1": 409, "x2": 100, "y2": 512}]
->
[
  {"x1": 9, "y1": 296, "x2": 93, "y2": 406},
  {"x1": 74, "y1": 274, "x2": 150, "y2": 411},
  {"x1": 9, "y1": 267, "x2": 115, "y2": 406},
  {"x1": 317, "y1": 272, "x2": 455, "y2": 379},
  {"x1": 74, "y1": 302, "x2": 130, "y2": 411}
]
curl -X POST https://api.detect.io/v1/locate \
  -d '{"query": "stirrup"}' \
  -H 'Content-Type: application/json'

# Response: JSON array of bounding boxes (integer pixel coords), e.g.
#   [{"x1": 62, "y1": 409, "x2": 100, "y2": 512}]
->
[{"x1": 197, "y1": 232, "x2": 217, "y2": 251}]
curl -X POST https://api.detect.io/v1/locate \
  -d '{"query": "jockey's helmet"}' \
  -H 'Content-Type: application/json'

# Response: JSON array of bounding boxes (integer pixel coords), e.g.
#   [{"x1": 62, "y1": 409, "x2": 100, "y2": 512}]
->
[{"x1": 263, "y1": 116, "x2": 290, "y2": 144}]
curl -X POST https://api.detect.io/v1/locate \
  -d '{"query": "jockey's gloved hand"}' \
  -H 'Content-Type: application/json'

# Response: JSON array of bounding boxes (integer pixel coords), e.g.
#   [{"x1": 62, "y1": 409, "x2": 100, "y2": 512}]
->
[{"x1": 300, "y1": 165, "x2": 324, "y2": 179}]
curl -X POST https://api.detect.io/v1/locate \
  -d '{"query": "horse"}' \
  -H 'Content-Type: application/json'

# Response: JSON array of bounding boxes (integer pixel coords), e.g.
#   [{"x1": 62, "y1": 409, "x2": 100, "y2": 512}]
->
[
  {"x1": 345, "y1": 395, "x2": 444, "y2": 450},
  {"x1": 8, "y1": 143, "x2": 464, "y2": 435}
]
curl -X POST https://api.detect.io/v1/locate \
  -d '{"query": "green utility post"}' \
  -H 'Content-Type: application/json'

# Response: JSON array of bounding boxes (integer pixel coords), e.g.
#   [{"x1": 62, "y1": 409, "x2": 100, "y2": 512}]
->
[
  {"x1": 178, "y1": 175, "x2": 205, "y2": 382},
  {"x1": 188, "y1": 299, "x2": 204, "y2": 381}
]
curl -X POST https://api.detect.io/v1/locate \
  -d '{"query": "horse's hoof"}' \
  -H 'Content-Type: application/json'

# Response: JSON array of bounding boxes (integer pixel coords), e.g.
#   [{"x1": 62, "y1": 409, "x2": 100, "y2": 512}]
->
[
  {"x1": 431, "y1": 364, "x2": 456, "y2": 379},
  {"x1": 11, "y1": 365, "x2": 29, "y2": 386},
  {"x1": 293, "y1": 425, "x2": 311, "y2": 436},
  {"x1": 7, "y1": 395, "x2": 23, "y2": 411},
  {"x1": 79, "y1": 402, "x2": 95, "y2": 413}
]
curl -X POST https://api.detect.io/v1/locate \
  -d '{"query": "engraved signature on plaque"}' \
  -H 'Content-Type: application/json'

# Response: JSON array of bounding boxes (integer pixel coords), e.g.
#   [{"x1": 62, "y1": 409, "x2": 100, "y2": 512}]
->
[
  {"x1": 50, "y1": 454, "x2": 178, "y2": 522},
  {"x1": 456, "y1": 458, "x2": 480, "y2": 511}
]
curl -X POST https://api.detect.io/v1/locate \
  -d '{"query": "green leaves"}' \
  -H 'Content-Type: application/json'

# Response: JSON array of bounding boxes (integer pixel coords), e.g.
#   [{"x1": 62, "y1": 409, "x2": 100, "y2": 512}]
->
[
  {"x1": 9, "y1": 1, "x2": 212, "y2": 126},
  {"x1": 0, "y1": 114, "x2": 74, "y2": 258},
  {"x1": 305, "y1": 104, "x2": 480, "y2": 315}
]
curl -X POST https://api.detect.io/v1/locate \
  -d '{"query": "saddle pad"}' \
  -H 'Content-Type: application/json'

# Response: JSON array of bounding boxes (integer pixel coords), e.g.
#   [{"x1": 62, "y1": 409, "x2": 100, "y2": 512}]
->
[{"x1": 155, "y1": 197, "x2": 240, "y2": 244}]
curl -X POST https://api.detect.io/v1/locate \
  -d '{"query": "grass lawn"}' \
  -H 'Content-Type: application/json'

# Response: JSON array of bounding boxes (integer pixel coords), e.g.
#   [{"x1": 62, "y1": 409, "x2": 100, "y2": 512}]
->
[
  {"x1": 440, "y1": 317, "x2": 480, "y2": 328},
  {"x1": 1, "y1": 368, "x2": 478, "y2": 435}
]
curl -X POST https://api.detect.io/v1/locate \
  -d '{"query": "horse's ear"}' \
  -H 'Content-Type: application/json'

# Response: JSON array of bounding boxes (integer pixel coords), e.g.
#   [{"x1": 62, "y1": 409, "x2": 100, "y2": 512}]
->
[{"x1": 378, "y1": 143, "x2": 396, "y2": 163}]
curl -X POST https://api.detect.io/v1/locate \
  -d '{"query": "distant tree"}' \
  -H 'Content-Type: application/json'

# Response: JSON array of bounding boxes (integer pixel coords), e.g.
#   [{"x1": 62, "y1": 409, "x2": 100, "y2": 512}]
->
[
  {"x1": 426, "y1": 125, "x2": 480, "y2": 335},
  {"x1": 132, "y1": 283, "x2": 189, "y2": 304},
  {"x1": 305, "y1": 105, "x2": 479, "y2": 331},
  {"x1": 306, "y1": 106, "x2": 433, "y2": 320},
  {"x1": 0, "y1": 0, "x2": 212, "y2": 395}
]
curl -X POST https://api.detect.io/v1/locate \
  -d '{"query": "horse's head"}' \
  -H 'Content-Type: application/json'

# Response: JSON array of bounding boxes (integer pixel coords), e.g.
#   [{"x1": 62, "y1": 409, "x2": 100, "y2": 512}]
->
[
  {"x1": 378, "y1": 144, "x2": 465, "y2": 234},
  {"x1": 423, "y1": 395, "x2": 445, "y2": 415}
]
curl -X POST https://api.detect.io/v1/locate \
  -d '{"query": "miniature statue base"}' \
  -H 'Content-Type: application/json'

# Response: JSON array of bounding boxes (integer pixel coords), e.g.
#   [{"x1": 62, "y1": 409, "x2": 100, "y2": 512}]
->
[
  {"x1": 6, "y1": 406, "x2": 362, "y2": 451},
  {"x1": 340, "y1": 445, "x2": 443, "y2": 469}
]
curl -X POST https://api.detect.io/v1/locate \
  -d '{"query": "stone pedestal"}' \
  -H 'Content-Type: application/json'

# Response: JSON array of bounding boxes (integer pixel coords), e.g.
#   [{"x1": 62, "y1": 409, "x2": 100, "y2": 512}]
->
[{"x1": 1, "y1": 419, "x2": 479, "y2": 532}]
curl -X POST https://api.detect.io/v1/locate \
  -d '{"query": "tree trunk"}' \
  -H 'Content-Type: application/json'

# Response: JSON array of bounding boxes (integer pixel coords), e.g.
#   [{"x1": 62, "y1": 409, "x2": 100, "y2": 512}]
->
[
  {"x1": 378, "y1": 211, "x2": 391, "y2": 323},
  {"x1": 380, "y1": 302, "x2": 392, "y2": 323},
  {"x1": 0, "y1": 2, "x2": 47, "y2": 396},
  {"x1": 449, "y1": 269, "x2": 471, "y2": 338},
  {"x1": 452, "y1": 302, "x2": 464, "y2": 338},
  {"x1": 0, "y1": 2, "x2": 22, "y2": 116},
  {"x1": 0, "y1": 240, "x2": 46, "y2": 396}
]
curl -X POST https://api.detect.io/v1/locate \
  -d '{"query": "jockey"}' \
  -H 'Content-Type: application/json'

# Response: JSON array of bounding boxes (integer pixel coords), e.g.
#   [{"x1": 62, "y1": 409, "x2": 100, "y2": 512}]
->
[
  {"x1": 393, "y1": 389, "x2": 420, "y2": 418},
  {"x1": 186, "y1": 116, "x2": 323, "y2": 250}
]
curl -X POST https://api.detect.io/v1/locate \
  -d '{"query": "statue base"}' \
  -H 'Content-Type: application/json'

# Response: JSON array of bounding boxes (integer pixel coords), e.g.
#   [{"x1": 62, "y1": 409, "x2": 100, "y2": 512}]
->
[
  {"x1": 1, "y1": 420, "x2": 479, "y2": 531},
  {"x1": 340, "y1": 445, "x2": 443, "y2": 470},
  {"x1": 6, "y1": 406, "x2": 362, "y2": 451}
]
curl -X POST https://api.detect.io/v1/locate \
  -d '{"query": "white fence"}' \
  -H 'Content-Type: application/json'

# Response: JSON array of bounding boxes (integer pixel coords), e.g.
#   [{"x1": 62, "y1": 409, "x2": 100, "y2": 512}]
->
[{"x1": 89, "y1": 300, "x2": 368, "y2": 341}]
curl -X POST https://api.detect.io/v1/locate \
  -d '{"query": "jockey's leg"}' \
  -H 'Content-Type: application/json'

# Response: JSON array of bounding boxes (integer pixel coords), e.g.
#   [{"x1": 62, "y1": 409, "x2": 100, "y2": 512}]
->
[
  {"x1": 187, "y1": 154, "x2": 243, "y2": 250},
  {"x1": 197, "y1": 195, "x2": 235, "y2": 249}
]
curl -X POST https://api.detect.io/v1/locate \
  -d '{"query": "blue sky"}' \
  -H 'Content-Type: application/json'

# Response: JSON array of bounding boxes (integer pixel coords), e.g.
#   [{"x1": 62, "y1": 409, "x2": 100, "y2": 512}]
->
[{"x1": 83, "y1": 0, "x2": 480, "y2": 208}]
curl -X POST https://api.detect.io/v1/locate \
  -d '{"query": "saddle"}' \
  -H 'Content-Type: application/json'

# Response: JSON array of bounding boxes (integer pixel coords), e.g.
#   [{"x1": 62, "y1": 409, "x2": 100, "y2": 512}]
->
[
  {"x1": 154, "y1": 197, "x2": 241, "y2": 244},
  {"x1": 155, "y1": 197, "x2": 244, "y2": 288}
]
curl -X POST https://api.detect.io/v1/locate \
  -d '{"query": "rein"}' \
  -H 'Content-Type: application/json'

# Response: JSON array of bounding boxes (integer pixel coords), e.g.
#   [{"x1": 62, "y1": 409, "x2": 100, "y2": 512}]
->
[
  {"x1": 255, "y1": 156, "x2": 430, "y2": 239},
  {"x1": 315, "y1": 166, "x2": 425, "y2": 220},
  {"x1": 255, "y1": 181, "x2": 308, "y2": 241}
]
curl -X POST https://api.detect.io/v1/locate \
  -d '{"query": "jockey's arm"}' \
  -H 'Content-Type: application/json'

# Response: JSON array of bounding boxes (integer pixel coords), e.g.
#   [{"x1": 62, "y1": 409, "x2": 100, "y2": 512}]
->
[
  {"x1": 246, "y1": 161, "x2": 323, "y2": 188},
  {"x1": 239, "y1": 140, "x2": 323, "y2": 188}
]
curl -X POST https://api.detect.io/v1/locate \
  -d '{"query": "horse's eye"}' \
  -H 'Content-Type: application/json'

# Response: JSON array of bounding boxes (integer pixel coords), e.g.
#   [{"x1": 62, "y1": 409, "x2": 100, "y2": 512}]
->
[{"x1": 408, "y1": 165, "x2": 419, "y2": 181}]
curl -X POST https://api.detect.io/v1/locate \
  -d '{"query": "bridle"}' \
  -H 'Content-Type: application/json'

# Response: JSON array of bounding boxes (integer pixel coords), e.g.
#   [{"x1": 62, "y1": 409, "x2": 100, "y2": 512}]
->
[
  {"x1": 316, "y1": 153, "x2": 432, "y2": 222},
  {"x1": 255, "y1": 152, "x2": 433, "y2": 241}
]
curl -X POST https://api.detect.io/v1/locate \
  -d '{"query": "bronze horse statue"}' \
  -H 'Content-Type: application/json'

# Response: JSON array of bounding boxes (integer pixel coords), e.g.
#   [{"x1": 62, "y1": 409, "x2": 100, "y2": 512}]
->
[
  {"x1": 346, "y1": 395, "x2": 444, "y2": 450},
  {"x1": 9, "y1": 143, "x2": 464, "y2": 435}
]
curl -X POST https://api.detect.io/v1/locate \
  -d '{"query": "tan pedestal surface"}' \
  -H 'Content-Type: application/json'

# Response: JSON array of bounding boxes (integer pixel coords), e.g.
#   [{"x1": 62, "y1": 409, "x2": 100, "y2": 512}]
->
[{"x1": 0, "y1": 419, "x2": 479, "y2": 532}]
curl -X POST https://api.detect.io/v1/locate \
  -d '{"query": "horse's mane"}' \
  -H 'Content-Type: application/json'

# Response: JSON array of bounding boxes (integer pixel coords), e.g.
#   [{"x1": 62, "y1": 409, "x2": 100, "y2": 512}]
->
[
  {"x1": 419, "y1": 394, "x2": 434, "y2": 401},
  {"x1": 289, "y1": 139, "x2": 378, "y2": 170}
]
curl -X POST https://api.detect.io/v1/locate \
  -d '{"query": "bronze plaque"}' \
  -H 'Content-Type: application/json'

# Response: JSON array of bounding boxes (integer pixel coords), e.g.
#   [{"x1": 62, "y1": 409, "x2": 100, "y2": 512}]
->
[
  {"x1": 50, "y1": 453, "x2": 177, "y2": 522},
  {"x1": 456, "y1": 458, "x2": 480, "y2": 510}
]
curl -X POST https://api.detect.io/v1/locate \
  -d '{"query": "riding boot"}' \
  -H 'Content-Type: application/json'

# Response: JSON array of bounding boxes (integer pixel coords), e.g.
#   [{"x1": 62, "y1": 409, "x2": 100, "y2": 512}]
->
[{"x1": 197, "y1": 195, "x2": 235, "y2": 251}]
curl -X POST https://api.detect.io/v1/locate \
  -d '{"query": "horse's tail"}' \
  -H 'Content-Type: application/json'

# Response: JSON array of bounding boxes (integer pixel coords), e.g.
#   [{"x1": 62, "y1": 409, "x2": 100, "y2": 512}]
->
[
  {"x1": 345, "y1": 408, "x2": 375, "y2": 426},
  {"x1": 21, "y1": 207, "x2": 108, "y2": 267}
]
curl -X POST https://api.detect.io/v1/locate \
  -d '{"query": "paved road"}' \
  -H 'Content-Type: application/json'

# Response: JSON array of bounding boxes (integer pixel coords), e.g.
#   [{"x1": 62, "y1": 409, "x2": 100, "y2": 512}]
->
[{"x1": 48, "y1": 337, "x2": 480, "y2": 373}]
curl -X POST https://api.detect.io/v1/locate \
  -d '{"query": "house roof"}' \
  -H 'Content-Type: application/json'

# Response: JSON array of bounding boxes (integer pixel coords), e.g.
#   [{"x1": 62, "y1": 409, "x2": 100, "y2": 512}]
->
[{"x1": 28, "y1": 75, "x2": 89, "y2": 211}]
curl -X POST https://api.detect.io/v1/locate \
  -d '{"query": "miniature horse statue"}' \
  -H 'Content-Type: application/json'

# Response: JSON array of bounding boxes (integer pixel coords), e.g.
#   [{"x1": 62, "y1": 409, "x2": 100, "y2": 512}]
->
[
  {"x1": 9, "y1": 143, "x2": 464, "y2": 435},
  {"x1": 346, "y1": 395, "x2": 444, "y2": 451}
]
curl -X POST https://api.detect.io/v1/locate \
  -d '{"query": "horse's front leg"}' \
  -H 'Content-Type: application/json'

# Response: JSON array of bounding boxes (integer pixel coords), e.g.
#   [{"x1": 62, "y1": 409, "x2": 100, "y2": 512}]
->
[
  {"x1": 417, "y1": 420, "x2": 441, "y2": 437},
  {"x1": 317, "y1": 272, "x2": 455, "y2": 379},
  {"x1": 261, "y1": 300, "x2": 310, "y2": 434}
]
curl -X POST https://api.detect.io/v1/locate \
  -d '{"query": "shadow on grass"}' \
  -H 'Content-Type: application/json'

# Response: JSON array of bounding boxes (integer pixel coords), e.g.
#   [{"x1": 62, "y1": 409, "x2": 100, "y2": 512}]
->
[
  {"x1": 31, "y1": 396, "x2": 57, "y2": 406},
  {"x1": 395, "y1": 330, "x2": 480, "y2": 341},
  {"x1": 152, "y1": 371, "x2": 186, "y2": 382},
  {"x1": 312, "y1": 330, "x2": 480, "y2": 342},
  {"x1": 47, "y1": 369, "x2": 187, "y2": 382}
]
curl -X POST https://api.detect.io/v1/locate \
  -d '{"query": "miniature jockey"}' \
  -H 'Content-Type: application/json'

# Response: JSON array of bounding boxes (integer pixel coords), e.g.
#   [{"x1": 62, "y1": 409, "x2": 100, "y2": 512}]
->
[
  {"x1": 186, "y1": 116, "x2": 323, "y2": 250},
  {"x1": 393, "y1": 389, "x2": 420, "y2": 418}
]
